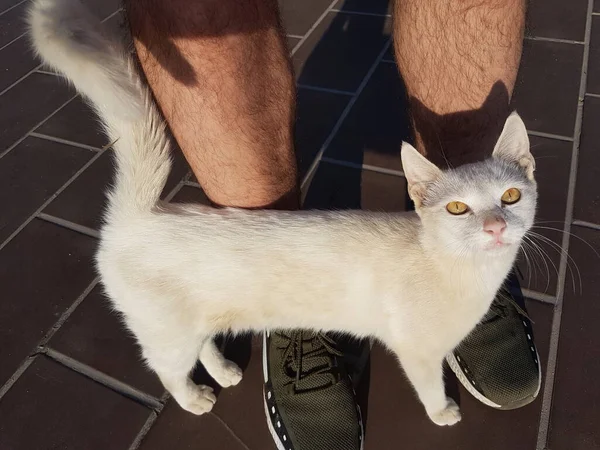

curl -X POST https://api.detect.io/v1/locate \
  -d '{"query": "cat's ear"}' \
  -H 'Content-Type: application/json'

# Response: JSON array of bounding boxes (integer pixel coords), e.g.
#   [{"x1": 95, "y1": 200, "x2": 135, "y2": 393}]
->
[
  {"x1": 492, "y1": 112, "x2": 535, "y2": 180},
  {"x1": 401, "y1": 142, "x2": 442, "y2": 207}
]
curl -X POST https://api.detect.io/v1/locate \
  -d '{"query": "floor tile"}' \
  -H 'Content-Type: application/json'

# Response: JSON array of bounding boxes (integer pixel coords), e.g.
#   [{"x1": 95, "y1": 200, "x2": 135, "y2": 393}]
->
[
  {"x1": 278, "y1": 0, "x2": 335, "y2": 37},
  {"x1": 49, "y1": 284, "x2": 165, "y2": 397},
  {"x1": 139, "y1": 404, "x2": 251, "y2": 450},
  {"x1": 293, "y1": 12, "x2": 390, "y2": 92},
  {"x1": 287, "y1": 36, "x2": 301, "y2": 51},
  {"x1": 304, "y1": 161, "x2": 409, "y2": 211},
  {"x1": 549, "y1": 226, "x2": 600, "y2": 450},
  {"x1": 82, "y1": 0, "x2": 122, "y2": 21},
  {"x1": 0, "y1": 72, "x2": 75, "y2": 153},
  {"x1": 596, "y1": 0, "x2": 600, "y2": 13},
  {"x1": 363, "y1": 299, "x2": 552, "y2": 450},
  {"x1": 35, "y1": 96, "x2": 107, "y2": 148},
  {"x1": 0, "y1": 35, "x2": 39, "y2": 93},
  {"x1": 574, "y1": 96, "x2": 600, "y2": 224},
  {"x1": 516, "y1": 136, "x2": 572, "y2": 296},
  {"x1": 527, "y1": 0, "x2": 588, "y2": 41},
  {"x1": 0, "y1": 0, "x2": 28, "y2": 48},
  {"x1": 0, "y1": 136, "x2": 94, "y2": 242},
  {"x1": 0, "y1": 356, "x2": 150, "y2": 450},
  {"x1": 586, "y1": 16, "x2": 600, "y2": 95},
  {"x1": 296, "y1": 87, "x2": 350, "y2": 176},
  {"x1": 43, "y1": 147, "x2": 189, "y2": 230},
  {"x1": 324, "y1": 62, "x2": 410, "y2": 171},
  {"x1": 0, "y1": 0, "x2": 26, "y2": 14},
  {"x1": 334, "y1": 0, "x2": 391, "y2": 15},
  {"x1": 170, "y1": 184, "x2": 211, "y2": 204},
  {"x1": 512, "y1": 39, "x2": 583, "y2": 137},
  {"x1": 0, "y1": 219, "x2": 97, "y2": 387}
]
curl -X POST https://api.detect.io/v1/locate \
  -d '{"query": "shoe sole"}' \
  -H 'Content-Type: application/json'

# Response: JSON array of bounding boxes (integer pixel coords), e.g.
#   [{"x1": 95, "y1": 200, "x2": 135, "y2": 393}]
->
[
  {"x1": 445, "y1": 350, "x2": 542, "y2": 410},
  {"x1": 261, "y1": 332, "x2": 365, "y2": 450}
]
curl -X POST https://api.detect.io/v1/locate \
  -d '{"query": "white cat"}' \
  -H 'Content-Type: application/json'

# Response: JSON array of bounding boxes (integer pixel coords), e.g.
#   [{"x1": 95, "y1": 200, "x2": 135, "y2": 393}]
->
[{"x1": 28, "y1": 0, "x2": 537, "y2": 426}]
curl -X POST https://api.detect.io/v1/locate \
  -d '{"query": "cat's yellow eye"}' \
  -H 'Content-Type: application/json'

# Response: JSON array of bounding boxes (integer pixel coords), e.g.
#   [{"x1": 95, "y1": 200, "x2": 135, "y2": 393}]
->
[
  {"x1": 446, "y1": 201, "x2": 469, "y2": 215},
  {"x1": 501, "y1": 188, "x2": 521, "y2": 205}
]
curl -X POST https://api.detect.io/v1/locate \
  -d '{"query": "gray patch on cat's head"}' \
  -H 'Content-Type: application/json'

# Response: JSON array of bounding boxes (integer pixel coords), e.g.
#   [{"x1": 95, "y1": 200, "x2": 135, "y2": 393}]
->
[{"x1": 401, "y1": 112, "x2": 537, "y2": 257}]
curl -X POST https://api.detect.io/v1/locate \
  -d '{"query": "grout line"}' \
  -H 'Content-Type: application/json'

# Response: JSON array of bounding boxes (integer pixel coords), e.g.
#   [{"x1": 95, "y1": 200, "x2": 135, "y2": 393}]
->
[
  {"x1": 592, "y1": 11, "x2": 600, "y2": 15},
  {"x1": 163, "y1": 180, "x2": 185, "y2": 203},
  {"x1": 35, "y1": 69, "x2": 59, "y2": 76},
  {"x1": 100, "y1": 8, "x2": 123, "y2": 22},
  {"x1": 524, "y1": 35, "x2": 584, "y2": 45},
  {"x1": 0, "y1": 31, "x2": 26, "y2": 52},
  {"x1": 321, "y1": 156, "x2": 405, "y2": 177},
  {"x1": 0, "y1": 356, "x2": 36, "y2": 401},
  {"x1": 526, "y1": 130, "x2": 574, "y2": 142},
  {"x1": 584, "y1": 92, "x2": 600, "y2": 98},
  {"x1": 37, "y1": 278, "x2": 101, "y2": 348},
  {"x1": 0, "y1": 0, "x2": 28, "y2": 17},
  {"x1": 536, "y1": 1, "x2": 594, "y2": 449},
  {"x1": 44, "y1": 348, "x2": 163, "y2": 410},
  {"x1": 211, "y1": 413, "x2": 252, "y2": 450},
  {"x1": 301, "y1": 39, "x2": 392, "y2": 190},
  {"x1": 0, "y1": 146, "x2": 107, "y2": 252},
  {"x1": 291, "y1": 0, "x2": 340, "y2": 56},
  {"x1": 0, "y1": 277, "x2": 100, "y2": 401},
  {"x1": 572, "y1": 219, "x2": 600, "y2": 231},
  {"x1": 380, "y1": 59, "x2": 396, "y2": 64},
  {"x1": 128, "y1": 411, "x2": 160, "y2": 450},
  {"x1": 0, "y1": 63, "x2": 43, "y2": 97},
  {"x1": 297, "y1": 83, "x2": 355, "y2": 96},
  {"x1": 286, "y1": 33, "x2": 304, "y2": 39},
  {"x1": 522, "y1": 288, "x2": 557, "y2": 305},
  {"x1": 182, "y1": 180, "x2": 202, "y2": 189},
  {"x1": 37, "y1": 213, "x2": 101, "y2": 239},
  {"x1": 330, "y1": 8, "x2": 391, "y2": 18},
  {"x1": 30, "y1": 132, "x2": 104, "y2": 152},
  {"x1": 0, "y1": 94, "x2": 78, "y2": 160}
]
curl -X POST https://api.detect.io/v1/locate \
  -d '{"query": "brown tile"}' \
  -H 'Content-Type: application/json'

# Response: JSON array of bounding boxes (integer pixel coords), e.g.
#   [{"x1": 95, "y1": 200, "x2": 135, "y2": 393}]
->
[
  {"x1": 512, "y1": 40, "x2": 583, "y2": 137},
  {"x1": 586, "y1": 16, "x2": 600, "y2": 95},
  {"x1": 363, "y1": 299, "x2": 552, "y2": 450},
  {"x1": 527, "y1": 0, "x2": 587, "y2": 41},
  {"x1": 574, "y1": 96, "x2": 600, "y2": 224},
  {"x1": 286, "y1": 35, "x2": 301, "y2": 51},
  {"x1": 0, "y1": 72, "x2": 75, "y2": 152},
  {"x1": 50, "y1": 284, "x2": 165, "y2": 397},
  {"x1": 294, "y1": 12, "x2": 390, "y2": 92},
  {"x1": 596, "y1": 0, "x2": 600, "y2": 13},
  {"x1": 278, "y1": 0, "x2": 335, "y2": 36},
  {"x1": 0, "y1": 356, "x2": 150, "y2": 450},
  {"x1": 549, "y1": 226, "x2": 600, "y2": 450},
  {"x1": 82, "y1": 0, "x2": 122, "y2": 21},
  {"x1": 0, "y1": 35, "x2": 39, "y2": 93},
  {"x1": 334, "y1": 0, "x2": 391, "y2": 15},
  {"x1": 43, "y1": 147, "x2": 190, "y2": 229},
  {"x1": 0, "y1": 0, "x2": 27, "y2": 48},
  {"x1": 170, "y1": 184, "x2": 211, "y2": 204},
  {"x1": 296, "y1": 87, "x2": 350, "y2": 176},
  {"x1": 324, "y1": 63, "x2": 410, "y2": 171},
  {"x1": 0, "y1": 136, "x2": 94, "y2": 242},
  {"x1": 0, "y1": 0, "x2": 25, "y2": 14},
  {"x1": 304, "y1": 162, "x2": 409, "y2": 211},
  {"x1": 139, "y1": 403, "x2": 251, "y2": 450},
  {"x1": 516, "y1": 136, "x2": 572, "y2": 296},
  {"x1": 36, "y1": 96, "x2": 108, "y2": 148},
  {"x1": 0, "y1": 219, "x2": 97, "y2": 387}
]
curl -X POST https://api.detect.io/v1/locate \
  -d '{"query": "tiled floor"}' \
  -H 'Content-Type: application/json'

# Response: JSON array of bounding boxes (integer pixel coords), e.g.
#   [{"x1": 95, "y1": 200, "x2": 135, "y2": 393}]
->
[{"x1": 0, "y1": 0, "x2": 599, "y2": 449}]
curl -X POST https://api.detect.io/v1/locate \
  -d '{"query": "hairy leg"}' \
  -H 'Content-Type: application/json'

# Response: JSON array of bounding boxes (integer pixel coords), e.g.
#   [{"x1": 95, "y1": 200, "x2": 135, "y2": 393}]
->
[
  {"x1": 125, "y1": 0, "x2": 298, "y2": 209},
  {"x1": 394, "y1": 0, "x2": 527, "y2": 167},
  {"x1": 199, "y1": 339, "x2": 243, "y2": 388}
]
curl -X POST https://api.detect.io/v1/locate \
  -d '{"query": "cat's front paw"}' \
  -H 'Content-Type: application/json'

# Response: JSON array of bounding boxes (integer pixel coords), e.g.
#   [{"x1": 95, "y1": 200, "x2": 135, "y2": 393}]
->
[
  {"x1": 178, "y1": 384, "x2": 217, "y2": 415},
  {"x1": 428, "y1": 398, "x2": 461, "y2": 426}
]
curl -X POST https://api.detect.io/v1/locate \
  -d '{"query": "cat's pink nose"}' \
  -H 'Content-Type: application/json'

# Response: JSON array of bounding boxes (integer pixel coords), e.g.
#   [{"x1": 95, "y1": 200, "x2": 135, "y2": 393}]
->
[{"x1": 483, "y1": 217, "x2": 506, "y2": 237}]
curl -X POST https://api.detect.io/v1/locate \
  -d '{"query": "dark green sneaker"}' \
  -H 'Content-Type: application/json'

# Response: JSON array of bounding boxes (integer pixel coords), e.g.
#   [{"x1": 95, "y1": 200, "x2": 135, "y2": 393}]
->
[
  {"x1": 446, "y1": 273, "x2": 541, "y2": 410},
  {"x1": 263, "y1": 330, "x2": 363, "y2": 450}
]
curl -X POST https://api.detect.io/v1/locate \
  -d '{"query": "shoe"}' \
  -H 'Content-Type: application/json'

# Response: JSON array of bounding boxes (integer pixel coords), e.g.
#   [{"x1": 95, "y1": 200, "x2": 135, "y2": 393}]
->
[
  {"x1": 446, "y1": 272, "x2": 542, "y2": 410},
  {"x1": 263, "y1": 330, "x2": 363, "y2": 450}
]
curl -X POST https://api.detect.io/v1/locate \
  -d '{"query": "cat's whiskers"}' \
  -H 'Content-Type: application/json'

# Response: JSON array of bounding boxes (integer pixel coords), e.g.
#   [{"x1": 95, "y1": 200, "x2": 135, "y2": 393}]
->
[{"x1": 521, "y1": 237, "x2": 552, "y2": 293}]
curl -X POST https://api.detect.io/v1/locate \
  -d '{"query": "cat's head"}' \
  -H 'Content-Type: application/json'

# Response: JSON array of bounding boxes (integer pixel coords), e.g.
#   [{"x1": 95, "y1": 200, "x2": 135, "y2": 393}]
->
[{"x1": 401, "y1": 112, "x2": 537, "y2": 257}]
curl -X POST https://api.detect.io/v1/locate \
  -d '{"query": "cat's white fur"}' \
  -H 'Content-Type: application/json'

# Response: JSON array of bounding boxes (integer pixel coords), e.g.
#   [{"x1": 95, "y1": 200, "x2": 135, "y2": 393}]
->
[{"x1": 28, "y1": 0, "x2": 537, "y2": 426}]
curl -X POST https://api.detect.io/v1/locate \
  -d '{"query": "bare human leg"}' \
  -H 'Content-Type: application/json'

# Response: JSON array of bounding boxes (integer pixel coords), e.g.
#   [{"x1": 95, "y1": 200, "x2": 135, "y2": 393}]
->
[
  {"x1": 125, "y1": 0, "x2": 299, "y2": 209},
  {"x1": 394, "y1": 0, "x2": 527, "y2": 167}
]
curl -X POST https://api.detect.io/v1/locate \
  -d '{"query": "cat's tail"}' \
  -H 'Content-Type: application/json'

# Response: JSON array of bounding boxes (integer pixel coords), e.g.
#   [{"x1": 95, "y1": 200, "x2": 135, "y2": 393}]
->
[{"x1": 28, "y1": 0, "x2": 171, "y2": 218}]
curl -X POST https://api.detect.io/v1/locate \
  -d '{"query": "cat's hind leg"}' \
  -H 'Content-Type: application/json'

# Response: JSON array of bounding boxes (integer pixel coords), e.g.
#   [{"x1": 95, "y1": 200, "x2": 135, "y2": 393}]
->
[
  {"x1": 144, "y1": 337, "x2": 217, "y2": 415},
  {"x1": 199, "y1": 338, "x2": 243, "y2": 388}
]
